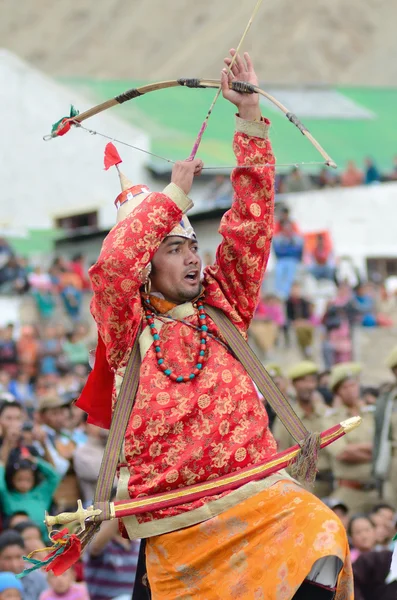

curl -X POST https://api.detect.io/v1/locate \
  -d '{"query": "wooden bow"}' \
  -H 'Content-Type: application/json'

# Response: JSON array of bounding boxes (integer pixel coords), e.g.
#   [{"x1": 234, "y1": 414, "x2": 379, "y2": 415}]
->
[{"x1": 44, "y1": 78, "x2": 337, "y2": 169}]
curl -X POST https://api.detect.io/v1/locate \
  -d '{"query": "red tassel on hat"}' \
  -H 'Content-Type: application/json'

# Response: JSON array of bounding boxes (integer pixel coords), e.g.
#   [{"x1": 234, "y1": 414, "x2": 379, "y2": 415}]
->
[{"x1": 104, "y1": 143, "x2": 122, "y2": 170}]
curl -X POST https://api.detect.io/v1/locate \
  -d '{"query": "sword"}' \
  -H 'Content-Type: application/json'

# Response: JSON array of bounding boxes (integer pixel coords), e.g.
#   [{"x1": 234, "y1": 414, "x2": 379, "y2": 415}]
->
[{"x1": 45, "y1": 417, "x2": 361, "y2": 532}]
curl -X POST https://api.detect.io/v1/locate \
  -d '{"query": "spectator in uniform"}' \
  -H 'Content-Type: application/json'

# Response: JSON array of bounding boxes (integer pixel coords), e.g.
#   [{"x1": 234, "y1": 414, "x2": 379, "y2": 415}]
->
[
  {"x1": 324, "y1": 363, "x2": 377, "y2": 513},
  {"x1": 273, "y1": 361, "x2": 332, "y2": 498}
]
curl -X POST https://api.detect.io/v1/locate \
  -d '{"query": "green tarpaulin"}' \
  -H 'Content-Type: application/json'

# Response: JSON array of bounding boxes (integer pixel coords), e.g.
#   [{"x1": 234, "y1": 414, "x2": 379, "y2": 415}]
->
[{"x1": 63, "y1": 78, "x2": 397, "y2": 174}]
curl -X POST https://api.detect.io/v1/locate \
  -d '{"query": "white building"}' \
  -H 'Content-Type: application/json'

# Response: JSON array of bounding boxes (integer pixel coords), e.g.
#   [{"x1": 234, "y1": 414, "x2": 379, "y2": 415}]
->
[
  {"x1": 191, "y1": 182, "x2": 397, "y2": 278},
  {"x1": 0, "y1": 50, "x2": 155, "y2": 233}
]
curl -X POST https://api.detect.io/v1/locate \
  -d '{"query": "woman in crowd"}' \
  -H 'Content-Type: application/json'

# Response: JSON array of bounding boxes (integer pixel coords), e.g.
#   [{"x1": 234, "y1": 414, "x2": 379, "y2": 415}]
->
[
  {"x1": 348, "y1": 515, "x2": 377, "y2": 563},
  {"x1": 0, "y1": 451, "x2": 61, "y2": 539}
]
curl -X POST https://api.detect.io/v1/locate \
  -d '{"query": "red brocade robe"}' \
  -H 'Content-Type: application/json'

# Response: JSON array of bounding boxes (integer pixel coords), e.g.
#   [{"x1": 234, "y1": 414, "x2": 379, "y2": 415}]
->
[{"x1": 78, "y1": 117, "x2": 284, "y2": 536}]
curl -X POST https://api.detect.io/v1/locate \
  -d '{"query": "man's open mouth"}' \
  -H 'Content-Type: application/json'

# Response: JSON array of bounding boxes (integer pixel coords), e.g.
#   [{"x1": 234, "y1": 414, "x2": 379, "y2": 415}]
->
[{"x1": 184, "y1": 270, "x2": 199, "y2": 283}]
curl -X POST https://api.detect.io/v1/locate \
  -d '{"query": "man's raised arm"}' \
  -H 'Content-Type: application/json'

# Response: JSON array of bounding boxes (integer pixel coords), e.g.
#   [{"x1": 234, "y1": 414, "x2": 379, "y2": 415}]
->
[
  {"x1": 204, "y1": 50, "x2": 275, "y2": 331},
  {"x1": 89, "y1": 159, "x2": 202, "y2": 369}
]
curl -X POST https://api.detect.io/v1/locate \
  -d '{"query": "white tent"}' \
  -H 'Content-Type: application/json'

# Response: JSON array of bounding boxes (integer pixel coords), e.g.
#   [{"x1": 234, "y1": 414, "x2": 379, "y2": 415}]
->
[{"x1": 0, "y1": 49, "x2": 156, "y2": 231}]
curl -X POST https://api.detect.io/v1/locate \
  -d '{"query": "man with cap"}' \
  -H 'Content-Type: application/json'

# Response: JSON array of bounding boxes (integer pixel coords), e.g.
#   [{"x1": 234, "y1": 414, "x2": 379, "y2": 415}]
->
[
  {"x1": 373, "y1": 345, "x2": 397, "y2": 503},
  {"x1": 324, "y1": 362, "x2": 377, "y2": 513},
  {"x1": 76, "y1": 51, "x2": 353, "y2": 600},
  {"x1": 273, "y1": 361, "x2": 333, "y2": 498}
]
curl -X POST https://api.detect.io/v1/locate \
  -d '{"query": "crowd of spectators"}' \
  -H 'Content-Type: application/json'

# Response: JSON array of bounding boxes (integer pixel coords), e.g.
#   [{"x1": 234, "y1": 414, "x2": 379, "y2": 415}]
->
[
  {"x1": 244, "y1": 203, "x2": 396, "y2": 370},
  {"x1": 278, "y1": 155, "x2": 397, "y2": 194},
  {"x1": 0, "y1": 315, "x2": 140, "y2": 600},
  {"x1": 0, "y1": 242, "x2": 90, "y2": 323},
  {"x1": 1, "y1": 317, "x2": 397, "y2": 597},
  {"x1": 205, "y1": 155, "x2": 397, "y2": 208},
  {"x1": 253, "y1": 276, "x2": 394, "y2": 367}
]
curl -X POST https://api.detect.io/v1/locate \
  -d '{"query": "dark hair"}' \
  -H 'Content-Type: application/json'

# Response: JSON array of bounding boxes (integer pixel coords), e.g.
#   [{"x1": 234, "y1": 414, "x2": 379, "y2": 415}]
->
[
  {"x1": 0, "y1": 401, "x2": 22, "y2": 417},
  {"x1": 0, "y1": 530, "x2": 24, "y2": 554},
  {"x1": 5, "y1": 459, "x2": 39, "y2": 491},
  {"x1": 323, "y1": 305, "x2": 342, "y2": 332},
  {"x1": 370, "y1": 503, "x2": 395, "y2": 514},
  {"x1": 317, "y1": 370, "x2": 331, "y2": 381},
  {"x1": 347, "y1": 514, "x2": 375, "y2": 537},
  {"x1": 13, "y1": 521, "x2": 42, "y2": 537},
  {"x1": 3, "y1": 512, "x2": 29, "y2": 530},
  {"x1": 22, "y1": 422, "x2": 34, "y2": 432},
  {"x1": 362, "y1": 387, "x2": 379, "y2": 399}
]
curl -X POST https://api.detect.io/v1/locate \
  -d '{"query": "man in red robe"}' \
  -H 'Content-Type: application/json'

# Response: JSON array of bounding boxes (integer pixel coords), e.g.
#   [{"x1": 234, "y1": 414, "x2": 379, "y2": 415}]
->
[{"x1": 79, "y1": 50, "x2": 352, "y2": 599}]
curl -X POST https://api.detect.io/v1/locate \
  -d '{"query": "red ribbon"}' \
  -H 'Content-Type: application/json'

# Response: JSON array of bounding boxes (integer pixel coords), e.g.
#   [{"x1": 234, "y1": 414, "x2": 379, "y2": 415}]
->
[
  {"x1": 44, "y1": 529, "x2": 82, "y2": 576},
  {"x1": 55, "y1": 118, "x2": 72, "y2": 137}
]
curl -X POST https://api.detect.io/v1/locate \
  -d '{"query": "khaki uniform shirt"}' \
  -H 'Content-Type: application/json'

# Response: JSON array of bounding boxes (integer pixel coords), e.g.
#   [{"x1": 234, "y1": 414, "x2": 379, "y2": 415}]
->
[
  {"x1": 323, "y1": 404, "x2": 375, "y2": 482},
  {"x1": 273, "y1": 401, "x2": 331, "y2": 474}
]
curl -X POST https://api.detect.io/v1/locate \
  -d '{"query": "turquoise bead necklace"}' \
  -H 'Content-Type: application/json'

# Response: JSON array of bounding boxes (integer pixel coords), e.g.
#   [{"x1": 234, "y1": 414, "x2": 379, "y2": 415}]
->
[{"x1": 144, "y1": 297, "x2": 208, "y2": 382}]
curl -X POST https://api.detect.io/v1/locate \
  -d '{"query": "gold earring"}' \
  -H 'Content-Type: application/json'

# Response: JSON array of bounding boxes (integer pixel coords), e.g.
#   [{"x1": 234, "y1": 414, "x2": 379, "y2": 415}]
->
[{"x1": 144, "y1": 278, "x2": 152, "y2": 295}]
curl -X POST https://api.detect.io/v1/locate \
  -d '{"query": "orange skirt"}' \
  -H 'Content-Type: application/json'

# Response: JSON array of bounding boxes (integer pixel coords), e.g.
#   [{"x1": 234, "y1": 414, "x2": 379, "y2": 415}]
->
[{"x1": 146, "y1": 480, "x2": 353, "y2": 600}]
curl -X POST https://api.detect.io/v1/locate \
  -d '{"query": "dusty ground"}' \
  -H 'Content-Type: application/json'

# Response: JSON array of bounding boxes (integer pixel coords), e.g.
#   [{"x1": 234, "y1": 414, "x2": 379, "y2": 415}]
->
[{"x1": 1, "y1": 0, "x2": 396, "y2": 85}]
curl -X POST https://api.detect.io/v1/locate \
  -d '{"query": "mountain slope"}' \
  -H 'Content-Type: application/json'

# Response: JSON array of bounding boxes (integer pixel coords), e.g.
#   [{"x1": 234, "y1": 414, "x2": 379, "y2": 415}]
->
[{"x1": 1, "y1": 0, "x2": 396, "y2": 85}]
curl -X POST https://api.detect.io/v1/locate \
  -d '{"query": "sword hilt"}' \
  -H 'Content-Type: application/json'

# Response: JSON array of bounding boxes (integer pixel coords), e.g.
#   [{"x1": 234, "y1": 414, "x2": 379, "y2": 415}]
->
[
  {"x1": 340, "y1": 416, "x2": 362, "y2": 433},
  {"x1": 44, "y1": 499, "x2": 102, "y2": 533}
]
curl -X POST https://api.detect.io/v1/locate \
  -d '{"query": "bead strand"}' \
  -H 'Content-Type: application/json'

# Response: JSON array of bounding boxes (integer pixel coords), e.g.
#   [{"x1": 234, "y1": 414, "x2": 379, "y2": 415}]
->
[{"x1": 144, "y1": 298, "x2": 208, "y2": 382}]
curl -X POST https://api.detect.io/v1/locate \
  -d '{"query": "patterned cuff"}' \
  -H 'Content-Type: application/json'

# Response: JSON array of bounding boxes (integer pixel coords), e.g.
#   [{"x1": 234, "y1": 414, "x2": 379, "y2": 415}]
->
[
  {"x1": 235, "y1": 115, "x2": 270, "y2": 139},
  {"x1": 162, "y1": 183, "x2": 193, "y2": 213}
]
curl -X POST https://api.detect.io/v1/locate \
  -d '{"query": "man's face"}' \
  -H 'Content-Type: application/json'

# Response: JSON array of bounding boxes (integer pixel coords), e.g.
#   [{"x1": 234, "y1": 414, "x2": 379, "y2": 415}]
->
[
  {"x1": 377, "y1": 507, "x2": 394, "y2": 524},
  {"x1": 293, "y1": 375, "x2": 317, "y2": 403},
  {"x1": 21, "y1": 527, "x2": 44, "y2": 556},
  {"x1": 40, "y1": 407, "x2": 68, "y2": 431},
  {"x1": 337, "y1": 378, "x2": 360, "y2": 407},
  {"x1": 0, "y1": 544, "x2": 25, "y2": 574},
  {"x1": 0, "y1": 407, "x2": 23, "y2": 435},
  {"x1": 150, "y1": 237, "x2": 202, "y2": 304}
]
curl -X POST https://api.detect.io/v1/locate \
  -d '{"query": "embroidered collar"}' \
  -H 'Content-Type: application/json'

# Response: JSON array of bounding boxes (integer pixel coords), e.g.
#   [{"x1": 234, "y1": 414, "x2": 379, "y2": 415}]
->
[{"x1": 142, "y1": 286, "x2": 205, "y2": 315}]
